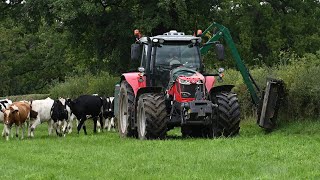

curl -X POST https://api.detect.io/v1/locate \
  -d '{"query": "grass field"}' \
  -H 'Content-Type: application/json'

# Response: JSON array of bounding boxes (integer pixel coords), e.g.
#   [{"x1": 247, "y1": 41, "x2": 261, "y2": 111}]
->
[{"x1": 1, "y1": 119, "x2": 320, "y2": 179}]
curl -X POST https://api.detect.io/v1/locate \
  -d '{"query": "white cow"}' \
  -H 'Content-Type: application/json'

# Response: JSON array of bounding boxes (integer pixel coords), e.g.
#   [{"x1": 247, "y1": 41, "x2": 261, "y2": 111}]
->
[{"x1": 28, "y1": 97, "x2": 55, "y2": 137}]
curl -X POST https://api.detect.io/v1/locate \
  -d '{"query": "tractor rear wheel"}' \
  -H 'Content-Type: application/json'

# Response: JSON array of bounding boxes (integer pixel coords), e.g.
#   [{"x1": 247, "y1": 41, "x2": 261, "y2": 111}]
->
[
  {"x1": 137, "y1": 93, "x2": 168, "y2": 139},
  {"x1": 118, "y1": 80, "x2": 136, "y2": 138},
  {"x1": 211, "y1": 92, "x2": 241, "y2": 137}
]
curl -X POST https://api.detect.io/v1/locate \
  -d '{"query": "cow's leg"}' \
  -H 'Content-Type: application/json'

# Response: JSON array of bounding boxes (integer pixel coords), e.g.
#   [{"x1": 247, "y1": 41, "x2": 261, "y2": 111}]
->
[
  {"x1": 104, "y1": 117, "x2": 109, "y2": 129},
  {"x1": 9, "y1": 125, "x2": 13, "y2": 138},
  {"x1": 66, "y1": 119, "x2": 72, "y2": 134},
  {"x1": 30, "y1": 118, "x2": 41, "y2": 137},
  {"x1": 10, "y1": 125, "x2": 15, "y2": 138},
  {"x1": 96, "y1": 120, "x2": 101, "y2": 133},
  {"x1": 62, "y1": 120, "x2": 68, "y2": 137},
  {"x1": 26, "y1": 120, "x2": 30, "y2": 137},
  {"x1": 57, "y1": 121, "x2": 63, "y2": 137},
  {"x1": 1, "y1": 127, "x2": 5, "y2": 137},
  {"x1": 107, "y1": 118, "x2": 111, "y2": 131},
  {"x1": 99, "y1": 114, "x2": 104, "y2": 132},
  {"x1": 82, "y1": 122, "x2": 87, "y2": 135},
  {"x1": 5, "y1": 125, "x2": 10, "y2": 141},
  {"x1": 21, "y1": 123, "x2": 25, "y2": 139},
  {"x1": 27, "y1": 120, "x2": 33, "y2": 137},
  {"x1": 54, "y1": 121, "x2": 61, "y2": 137},
  {"x1": 48, "y1": 120, "x2": 54, "y2": 136},
  {"x1": 111, "y1": 117, "x2": 115, "y2": 131},
  {"x1": 77, "y1": 117, "x2": 87, "y2": 135},
  {"x1": 108, "y1": 117, "x2": 114, "y2": 131},
  {"x1": 15, "y1": 125, "x2": 19, "y2": 138},
  {"x1": 69, "y1": 120, "x2": 73, "y2": 134},
  {"x1": 93, "y1": 117, "x2": 98, "y2": 133}
]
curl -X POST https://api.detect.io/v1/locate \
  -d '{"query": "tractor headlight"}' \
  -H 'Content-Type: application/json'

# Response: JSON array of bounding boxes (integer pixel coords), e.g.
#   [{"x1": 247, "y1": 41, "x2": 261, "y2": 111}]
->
[
  {"x1": 179, "y1": 79, "x2": 191, "y2": 85},
  {"x1": 152, "y1": 38, "x2": 165, "y2": 44}
]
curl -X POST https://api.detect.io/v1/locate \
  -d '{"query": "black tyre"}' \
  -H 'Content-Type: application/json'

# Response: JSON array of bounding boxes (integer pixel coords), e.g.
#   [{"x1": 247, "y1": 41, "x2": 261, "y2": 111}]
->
[
  {"x1": 118, "y1": 80, "x2": 136, "y2": 138},
  {"x1": 211, "y1": 92, "x2": 241, "y2": 137},
  {"x1": 137, "y1": 93, "x2": 168, "y2": 139}
]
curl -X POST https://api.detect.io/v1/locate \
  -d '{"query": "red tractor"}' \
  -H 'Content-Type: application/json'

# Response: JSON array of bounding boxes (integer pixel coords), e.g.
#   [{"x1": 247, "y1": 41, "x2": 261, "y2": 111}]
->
[{"x1": 114, "y1": 22, "x2": 284, "y2": 139}]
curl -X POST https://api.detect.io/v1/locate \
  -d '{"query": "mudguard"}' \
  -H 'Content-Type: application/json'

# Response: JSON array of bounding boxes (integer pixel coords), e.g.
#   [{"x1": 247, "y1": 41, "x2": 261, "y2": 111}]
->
[
  {"x1": 121, "y1": 72, "x2": 146, "y2": 96},
  {"x1": 209, "y1": 85, "x2": 235, "y2": 96},
  {"x1": 114, "y1": 73, "x2": 146, "y2": 119},
  {"x1": 204, "y1": 76, "x2": 216, "y2": 92}
]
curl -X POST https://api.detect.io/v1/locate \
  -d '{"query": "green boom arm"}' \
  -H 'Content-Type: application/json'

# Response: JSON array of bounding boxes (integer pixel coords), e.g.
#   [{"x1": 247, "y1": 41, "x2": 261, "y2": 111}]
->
[{"x1": 200, "y1": 22, "x2": 260, "y2": 106}]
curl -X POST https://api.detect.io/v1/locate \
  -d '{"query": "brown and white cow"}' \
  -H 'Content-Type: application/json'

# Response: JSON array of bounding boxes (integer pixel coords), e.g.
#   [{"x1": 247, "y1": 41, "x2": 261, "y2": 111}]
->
[{"x1": 2, "y1": 102, "x2": 37, "y2": 141}]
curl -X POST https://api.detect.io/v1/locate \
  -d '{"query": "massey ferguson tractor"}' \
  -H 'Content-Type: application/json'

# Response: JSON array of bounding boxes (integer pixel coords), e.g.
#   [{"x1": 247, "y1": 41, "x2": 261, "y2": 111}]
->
[{"x1": 114, "y1": 22, "x2": 284, "y2": 139}]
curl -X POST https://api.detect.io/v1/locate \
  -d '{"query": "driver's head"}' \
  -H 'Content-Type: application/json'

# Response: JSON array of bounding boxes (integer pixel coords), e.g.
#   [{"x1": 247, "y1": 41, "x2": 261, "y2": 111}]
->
[{"x1": 168, "y1": 49, "x2": 178, "y2": 58}]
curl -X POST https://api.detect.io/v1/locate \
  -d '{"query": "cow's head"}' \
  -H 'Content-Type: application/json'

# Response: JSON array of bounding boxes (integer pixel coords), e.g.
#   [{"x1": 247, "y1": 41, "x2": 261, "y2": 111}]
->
[
  {"x1": 51, "y1": 100, "x2": 68, "y2": 121},
  {"x1": 65, "y1": 98, "x2": 72, "y2": 106},
  {"x1": 3, "y1": 105, "x2": 19, "y2": 126},
  {"x1": 0, "y1": 100, "x2": 9, "y2": 112},
  {"x1": 65, "y1": 98, "x2": 76, "y2": 112}
]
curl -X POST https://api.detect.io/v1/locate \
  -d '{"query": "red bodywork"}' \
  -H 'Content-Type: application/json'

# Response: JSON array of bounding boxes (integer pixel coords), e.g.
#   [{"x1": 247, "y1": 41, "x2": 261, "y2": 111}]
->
[
  {"x1": 204, "y1": 76, "x2": 215, "y2": 92},
  {"x1": 167, "y1": 72, "x2": 216, "y2": 103},
  {"x1": 122, "y1": 72, "x2": 215, "y2": 100},
  {"x1": 122, "y1": 72, "x2": 146, "y2": 96}
]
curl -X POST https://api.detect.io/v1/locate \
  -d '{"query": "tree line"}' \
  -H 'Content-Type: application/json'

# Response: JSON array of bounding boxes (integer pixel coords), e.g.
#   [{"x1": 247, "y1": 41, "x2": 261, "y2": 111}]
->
[{"x1": 0, "y1": 0, "x2": 319, "y2": 96}]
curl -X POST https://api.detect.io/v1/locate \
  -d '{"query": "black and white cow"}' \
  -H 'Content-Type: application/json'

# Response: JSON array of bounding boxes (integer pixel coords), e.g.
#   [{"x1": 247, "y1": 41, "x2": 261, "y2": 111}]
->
[
  {"x1": 50, "y1": 99, "x2": 69, "y2": 136},
  {"x1": 58, "y1": 98, "x2": 76, "y2": 134},
  {"x1": 103, "y1": 97, "x2": 115, "y2": 131},
  {"x1": 66, "y1": 95, "x2": 104, "y2": 135}
]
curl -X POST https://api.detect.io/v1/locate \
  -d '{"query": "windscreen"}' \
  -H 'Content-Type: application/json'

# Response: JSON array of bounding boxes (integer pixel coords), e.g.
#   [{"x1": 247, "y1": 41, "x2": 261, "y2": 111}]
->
[{"x1": 155, "y1": 43, "x2": 201, "y2": 70}]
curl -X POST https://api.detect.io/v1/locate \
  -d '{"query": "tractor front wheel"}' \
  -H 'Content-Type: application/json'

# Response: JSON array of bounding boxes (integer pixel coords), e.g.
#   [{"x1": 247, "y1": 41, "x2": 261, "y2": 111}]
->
[
  {"x1": 210, "y1": 92, "x2": 241, "y2": 137},
  {"x1": 137, "y1": 93, "x2": 168, "y2": 139},
  {"x1": 118, "y1": 80, "x2": 136, "y2": 138}
]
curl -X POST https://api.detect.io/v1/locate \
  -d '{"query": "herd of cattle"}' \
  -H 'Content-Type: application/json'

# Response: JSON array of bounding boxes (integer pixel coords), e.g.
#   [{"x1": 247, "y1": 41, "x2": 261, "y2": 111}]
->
[{"x1": 0, "y1": 95, "x2": 116, "y2": 141}]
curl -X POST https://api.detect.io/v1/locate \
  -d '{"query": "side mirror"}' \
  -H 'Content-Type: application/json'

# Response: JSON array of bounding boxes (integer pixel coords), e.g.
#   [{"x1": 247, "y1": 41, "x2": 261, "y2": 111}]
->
[
  {"x1": 215, "y1": 44, "x2": 225, "y2": 60},
  {"x1": 131, "y1": 44, "x2": 141, "y2": 61}
]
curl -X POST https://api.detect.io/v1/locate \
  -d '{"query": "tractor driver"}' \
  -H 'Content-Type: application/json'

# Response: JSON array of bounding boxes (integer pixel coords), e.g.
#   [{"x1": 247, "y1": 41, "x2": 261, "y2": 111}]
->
[{"x1": 166, "y1": 49, "x2": 181, "y2": 66}]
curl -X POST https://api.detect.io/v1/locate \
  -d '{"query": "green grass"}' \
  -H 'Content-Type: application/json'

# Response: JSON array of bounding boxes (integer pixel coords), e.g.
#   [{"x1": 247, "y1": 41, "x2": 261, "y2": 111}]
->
[{"x1": 1, "y1": 119, "x2": 320, "y2": 179}]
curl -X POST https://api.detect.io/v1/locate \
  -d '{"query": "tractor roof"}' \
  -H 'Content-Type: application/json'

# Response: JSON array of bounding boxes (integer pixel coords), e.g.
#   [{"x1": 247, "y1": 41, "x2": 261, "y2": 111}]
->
[{"x1": 139, "y1": 30, "x2": 201, "y2": 43}]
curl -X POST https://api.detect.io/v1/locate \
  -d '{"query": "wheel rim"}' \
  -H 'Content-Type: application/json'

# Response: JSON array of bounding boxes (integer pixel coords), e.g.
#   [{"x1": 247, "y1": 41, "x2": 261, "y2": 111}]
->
[
  {"x1": 138, "y1": 103, "x2": 146, "y2": 139},
  {"x1": 119, "y1": 93, "x2": 128, "y2": 134}
]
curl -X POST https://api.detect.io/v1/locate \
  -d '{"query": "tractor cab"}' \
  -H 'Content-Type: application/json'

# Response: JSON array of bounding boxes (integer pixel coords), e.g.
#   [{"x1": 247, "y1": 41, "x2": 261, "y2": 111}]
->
[{"x1": 132, "y1": 30, "x2": 203, "y2": 88}]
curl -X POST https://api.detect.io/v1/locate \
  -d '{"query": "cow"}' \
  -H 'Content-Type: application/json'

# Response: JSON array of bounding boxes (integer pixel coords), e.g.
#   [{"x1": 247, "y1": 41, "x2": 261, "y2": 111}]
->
[
  {"x1": 66, "y1": 95, "x2": 104, "y2": 135},
  {"x1": 0, "y1": 99, "x2": 13, "y2": 137},
  {"x1": 2, "y1": 102, "x2": 38, "y2": 141},
  {"x1": 50, "y1": 99, "x2": 68, "y2": 136},
  {"x1": 50, "y1": 97, "x2": 76, "y2": 136},
  {"x1": 28, "y1": 97, "x2": 55, "y2": 137},
  {"x1": 103, "y1": 97, "x2": 116, "y2": 131}
]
